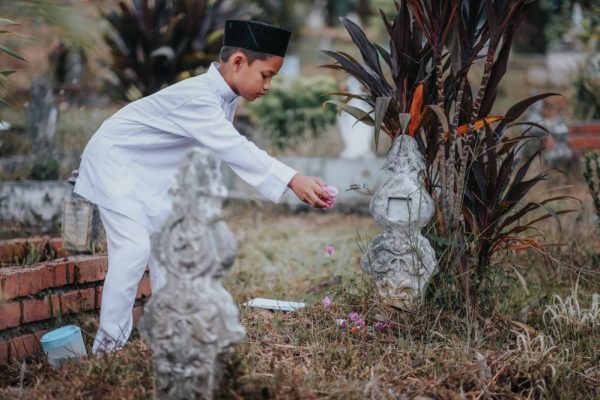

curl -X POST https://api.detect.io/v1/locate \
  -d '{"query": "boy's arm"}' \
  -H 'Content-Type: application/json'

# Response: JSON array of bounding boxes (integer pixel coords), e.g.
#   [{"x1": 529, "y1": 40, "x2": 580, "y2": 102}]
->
[{"x1": 165, "y1": 97, "x2": 329, "y2": 207}]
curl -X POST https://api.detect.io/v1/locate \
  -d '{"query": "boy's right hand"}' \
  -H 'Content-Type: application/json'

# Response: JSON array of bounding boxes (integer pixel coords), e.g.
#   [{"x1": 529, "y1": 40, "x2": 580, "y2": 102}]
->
[{"x1": 288, "y1": 174, "x2": 330, "y2": 208}]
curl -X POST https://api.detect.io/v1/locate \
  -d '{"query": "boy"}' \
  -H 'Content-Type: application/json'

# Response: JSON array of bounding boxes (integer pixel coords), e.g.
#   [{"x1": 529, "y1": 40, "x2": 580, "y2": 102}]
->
[{"x1": 74, "y1": 20, "x2": 331, "y2": 353}]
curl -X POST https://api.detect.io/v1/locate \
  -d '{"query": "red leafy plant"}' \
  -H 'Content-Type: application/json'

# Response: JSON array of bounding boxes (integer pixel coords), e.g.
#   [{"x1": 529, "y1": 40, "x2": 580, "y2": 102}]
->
[{"x1": 322, "y1": 0, "x2": 576, "y2": 314}]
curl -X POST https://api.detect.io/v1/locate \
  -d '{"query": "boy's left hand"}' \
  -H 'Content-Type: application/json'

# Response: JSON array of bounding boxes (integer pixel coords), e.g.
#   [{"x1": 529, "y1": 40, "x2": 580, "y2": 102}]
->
[{"x1": 288, "y1": 174, "x2": 330, "y2": 208}]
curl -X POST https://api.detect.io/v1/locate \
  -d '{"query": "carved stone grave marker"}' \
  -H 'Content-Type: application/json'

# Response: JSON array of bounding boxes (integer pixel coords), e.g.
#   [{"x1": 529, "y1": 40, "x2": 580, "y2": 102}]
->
[{"x1": 139, "y1": 148, "x2": 245, "y2": 400}]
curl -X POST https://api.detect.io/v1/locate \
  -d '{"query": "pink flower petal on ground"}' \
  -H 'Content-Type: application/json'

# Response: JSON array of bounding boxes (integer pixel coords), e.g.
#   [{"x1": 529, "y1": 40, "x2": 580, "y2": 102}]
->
[
  {"x1": 348, "y1": 312, "x2": 360, "y2": 322},
  {"x1": 325, "y1": 245, "x2": 336, "y2": 256},
  {"x1": 374, "y1": 321, "x2": 388, "y2": 332},
  {"x1": 321, "y1": 296, "x2": 332, "y2": 308},
  {"x1": 354, "y1": 317, "x2": 366, "y2": 329}
]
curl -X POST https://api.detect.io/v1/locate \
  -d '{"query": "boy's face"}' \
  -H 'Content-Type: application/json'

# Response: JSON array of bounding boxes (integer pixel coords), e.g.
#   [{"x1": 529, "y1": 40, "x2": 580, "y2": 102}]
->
[{"x1": 228, "y1": 52, "x2": 284, "y2": 101}]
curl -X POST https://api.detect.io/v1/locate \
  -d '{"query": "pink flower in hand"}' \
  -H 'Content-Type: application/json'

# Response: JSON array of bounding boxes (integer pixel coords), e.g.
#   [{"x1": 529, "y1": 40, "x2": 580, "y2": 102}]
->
[
  {"x1": 321, "y1": 296, "x2": 332, "y2": 308},
  {"x1": 325, "y1": 245, "x2": 336, "y2": 256},
  {"x1": 323, "y1": 185, "x2": 338, "y2": 209}
]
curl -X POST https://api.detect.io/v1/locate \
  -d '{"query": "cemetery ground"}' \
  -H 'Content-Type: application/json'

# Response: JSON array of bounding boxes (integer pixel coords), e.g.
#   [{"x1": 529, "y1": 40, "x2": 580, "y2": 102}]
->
[{"x1": 0, "y1": 183, "x2": 599, "y2": 399}]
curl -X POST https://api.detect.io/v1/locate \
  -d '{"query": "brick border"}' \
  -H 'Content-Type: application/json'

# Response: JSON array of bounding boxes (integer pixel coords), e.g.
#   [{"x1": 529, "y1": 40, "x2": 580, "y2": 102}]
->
[
  {"x1": 0, "y1": 237, "x2": 64, "y2": 264},
  {"x1": 0, "y1": 239, "x2": 152, "y2": 364}
]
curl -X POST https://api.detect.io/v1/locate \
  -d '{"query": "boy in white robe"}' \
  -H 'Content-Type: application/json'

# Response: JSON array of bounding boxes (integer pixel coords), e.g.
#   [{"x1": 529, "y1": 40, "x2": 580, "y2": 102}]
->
[{"x1": 74, "y1": 20, "x2": 331, "y2": 353}]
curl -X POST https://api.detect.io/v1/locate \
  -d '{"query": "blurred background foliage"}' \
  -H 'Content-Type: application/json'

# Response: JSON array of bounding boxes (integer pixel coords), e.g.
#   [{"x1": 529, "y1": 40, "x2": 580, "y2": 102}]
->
[
  {"x1": 246, "y1": 75, "x2": 338, "y2": 150},
  {"x1": 0, "y1": 18, "x2": 26, "y2": 107},
  {"x1": 101, "y1": 0, "x2": 255, "y2": 101},
  {"x1": 0, "y1": 0, "x2": 599, "y2": 180}
]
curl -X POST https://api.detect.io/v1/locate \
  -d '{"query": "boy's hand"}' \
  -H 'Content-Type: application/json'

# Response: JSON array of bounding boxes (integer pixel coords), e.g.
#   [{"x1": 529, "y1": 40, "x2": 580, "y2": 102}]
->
[{"x1": 288, "y1": 174, "x2": 330, "y2": 208}]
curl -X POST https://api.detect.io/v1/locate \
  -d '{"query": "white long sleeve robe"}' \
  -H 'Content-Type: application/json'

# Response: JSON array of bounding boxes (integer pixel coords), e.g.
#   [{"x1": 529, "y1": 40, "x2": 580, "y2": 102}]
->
[{"x1": 74, "y1": 63, "x2": 297, "y2": 231}]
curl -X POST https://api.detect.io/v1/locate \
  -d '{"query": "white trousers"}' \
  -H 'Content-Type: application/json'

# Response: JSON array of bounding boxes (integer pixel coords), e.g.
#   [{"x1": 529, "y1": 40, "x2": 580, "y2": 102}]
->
[{"x1": 93, "y1": 206, "x2": 168, "y2": 354}]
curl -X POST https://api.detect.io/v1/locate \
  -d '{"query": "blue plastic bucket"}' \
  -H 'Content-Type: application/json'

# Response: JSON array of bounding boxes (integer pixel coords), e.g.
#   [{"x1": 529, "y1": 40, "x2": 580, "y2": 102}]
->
[{"x1": 40, "y1": 325, "x2": 87, "y2": 367}]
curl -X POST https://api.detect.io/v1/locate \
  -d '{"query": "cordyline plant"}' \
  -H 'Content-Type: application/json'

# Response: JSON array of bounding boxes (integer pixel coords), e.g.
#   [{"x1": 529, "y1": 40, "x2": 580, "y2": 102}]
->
[
  {"x1": 323, "y1": 0, "x2": 575, "y2": 314},
  {"x1": 102, "y1": 0, "x2": 251, "y2": 101}
]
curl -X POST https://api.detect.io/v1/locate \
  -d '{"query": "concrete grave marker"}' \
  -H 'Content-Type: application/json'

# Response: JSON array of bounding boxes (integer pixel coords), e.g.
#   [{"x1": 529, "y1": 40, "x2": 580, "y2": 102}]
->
[{"x1": 139, "y1": 148, "x2": 245, "y2": 400}]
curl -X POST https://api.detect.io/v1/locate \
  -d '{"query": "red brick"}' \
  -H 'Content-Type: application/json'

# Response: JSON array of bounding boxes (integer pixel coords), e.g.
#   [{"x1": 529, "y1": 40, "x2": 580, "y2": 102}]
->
[
  {"x1": 132, "y1": 306, "x2": 144, "y2": 327},
  {"x1": 0, "y1": 243, "x2": 20, "y2": 264},
  {"x1": 0, "y1": 264, "x2": 53, "y2": 300},
  {"x1": 570, "y1": 123, "x2": 600, "y2": 135},
  {"x1": 48, "y1": 259, "x2": 74, "y2": 287},
  {"x1": 49, "y1": 294, "x2": 61, "y2": 317},
  {"x1": 0, "y1": 340, "x2": 8, "y2": 364},
  {"x1": 75, "y1": 256, "x2": 108, "y2": 284},
  {"x1": 49, "y1": 238, "x2": 64, "y2": 255},
  {"x1": 65, "y1": 260, "x2": 76, "y2": 285},
  {"x1": 95, "y1": 286, "x2": 103, "y2": 309},
  {"x1": 60, "y1": 288, "x2": 96, "y2": 315},
  {"x1": 570, "y1": 137, "x2": 600, "y2": 151},
  {"x1": 136, "y1": 276, "x2": 152, "y2": 299},
  {"x1": 8, "y1": 333, "x2": 41, "y2": 361},
  {"x1": 0, "y1": 237, "x2": 63, "y2": 264},
  {"x1": 22, "y1": 297, "x2": 52, "y2": 324},
  {"x1": 0, "y1": 302, "x2": 21, "y2": 330},
  {"x1": 81, "y1": 288, "x2": 95, "y2": 310},
  {"x1": 33, "y1": 330, "x2": 48, "y2": 342}
]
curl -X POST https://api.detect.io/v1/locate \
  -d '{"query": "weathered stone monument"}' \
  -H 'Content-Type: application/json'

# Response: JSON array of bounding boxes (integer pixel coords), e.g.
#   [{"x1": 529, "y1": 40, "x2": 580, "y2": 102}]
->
[
  {"x1": 62, "y1": 169, "x2": 103, "y2": 253},
  {"x1": 26, "y1": 76, "x2": 58, "y2": 146},
  {"x1": 138, "y1": 149, "x2": 245, "y2": 400},
  {"x1": 360, "y1": 135, "x2": 437, "y2": 307}
]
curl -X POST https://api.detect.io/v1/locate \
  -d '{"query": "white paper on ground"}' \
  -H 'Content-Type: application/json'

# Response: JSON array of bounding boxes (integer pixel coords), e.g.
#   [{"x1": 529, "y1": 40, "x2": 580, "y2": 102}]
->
[{"x1": 243, "y1": 298, "x2": 306, "y2": 312}]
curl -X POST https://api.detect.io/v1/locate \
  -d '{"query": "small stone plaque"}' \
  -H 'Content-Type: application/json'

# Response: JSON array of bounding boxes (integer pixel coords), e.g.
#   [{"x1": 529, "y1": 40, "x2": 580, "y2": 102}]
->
[
  {"x1": 387, "y1": 197, "x2": 413, "y2": 220},
  {"x1": 62, "y1": 199, "x2": 93, "y2": 252}
]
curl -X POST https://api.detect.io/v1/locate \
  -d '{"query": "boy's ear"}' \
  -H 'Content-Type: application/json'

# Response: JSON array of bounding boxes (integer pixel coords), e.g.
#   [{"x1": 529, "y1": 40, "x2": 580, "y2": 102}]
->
[{"x1": 231, "y1": 52, "x2": 247, "y2": 71}]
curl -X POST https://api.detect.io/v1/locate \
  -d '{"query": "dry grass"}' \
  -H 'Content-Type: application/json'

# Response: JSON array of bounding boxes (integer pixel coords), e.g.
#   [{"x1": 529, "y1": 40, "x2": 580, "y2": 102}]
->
[{"x1": 1, "y1": 195, "x2": 599, "y2": 399}]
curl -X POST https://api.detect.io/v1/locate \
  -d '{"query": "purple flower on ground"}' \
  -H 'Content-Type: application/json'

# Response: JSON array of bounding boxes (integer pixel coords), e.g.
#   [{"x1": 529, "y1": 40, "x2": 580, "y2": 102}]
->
[
  {"x1": 321, "y1": 296, "x2": 332, "y2": 309},
  {"x1": 374, "y1": 321, "x2": 388, "y2": 332},
  {"x1": 354, "y1": 317, "x2": 366, "y2": 329},
  {"x1": 348, "y1": 312, "x2": 360, "y2": 322},
  {"x1": 325, "y1": 245, "x2": 336, "y2": 256},
  {"x1": 336, "y1": 319, "x2": 348, "y2": 328}
]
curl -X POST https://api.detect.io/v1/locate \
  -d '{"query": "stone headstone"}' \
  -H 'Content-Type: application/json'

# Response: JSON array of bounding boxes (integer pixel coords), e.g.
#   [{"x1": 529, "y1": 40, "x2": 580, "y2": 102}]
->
[
  {"x1": 544, "y1": 118, "x2": 573, "y2": 169},
  {"x1": 65, "y1": 50, "x2": 85, "y2": 85},
  {"x1": 139, "y1": 148, "x2": 245, "y2": 400},
  {"x1": 62, "y1": 169, "x2": 103, "y2": 254},
  {"x1": 360, "y1": 135, "x2": 437, "y2": 307},
  {"x1": 26, "y1": 76, "x2": 59, "y2": 146}
]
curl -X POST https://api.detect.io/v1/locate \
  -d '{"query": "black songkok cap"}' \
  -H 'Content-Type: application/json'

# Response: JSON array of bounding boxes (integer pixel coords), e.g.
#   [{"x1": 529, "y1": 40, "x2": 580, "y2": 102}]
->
[{"x1": 224, "y1": 20, "x2": 291, "y2": 57}]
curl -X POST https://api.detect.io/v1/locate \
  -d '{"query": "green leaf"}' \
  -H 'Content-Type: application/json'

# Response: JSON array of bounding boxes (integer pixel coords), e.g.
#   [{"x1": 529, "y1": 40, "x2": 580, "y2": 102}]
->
[
  {"x1": 511, "y1": 265, "x2": 529, "y2": 295},
  {"x1": 325, "y1": 99, "x2": 374, "y2": 126},
  {"x1": 0, "y1": 45, "x2": 26, "y2": 62},
  {"x1": 427, "y1": 233, "x2": 456, "y2": 247},
  {"x1": 0, "y1": 19, "x2": 17, "y2": 26},
  {"x1": 0, "y1": 70, "x2": 15, "y2": 77},
  {"x1": 373, "y1": 96, "x2": 391, "y2": 150}
]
